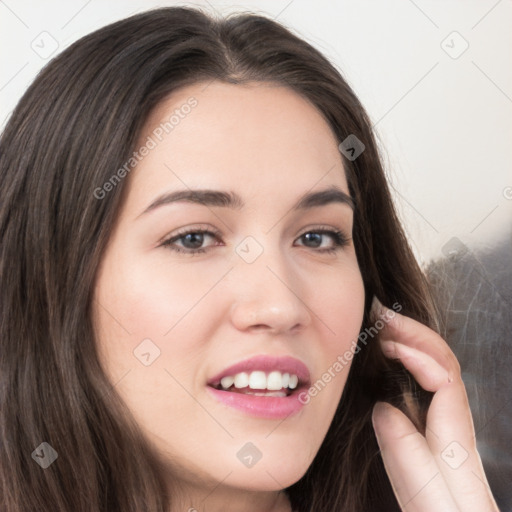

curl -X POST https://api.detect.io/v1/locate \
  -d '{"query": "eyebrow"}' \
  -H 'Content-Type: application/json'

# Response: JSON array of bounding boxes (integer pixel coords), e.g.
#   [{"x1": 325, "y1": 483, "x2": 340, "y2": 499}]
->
[{"x1": 138, "y1": 185, "x2": 355, "y2": 217}]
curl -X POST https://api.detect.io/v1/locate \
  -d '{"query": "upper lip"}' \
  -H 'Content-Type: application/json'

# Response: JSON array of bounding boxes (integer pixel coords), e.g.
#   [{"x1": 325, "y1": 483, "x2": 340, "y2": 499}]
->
[{"x1": 207, "y1": 355, "x2": 311, "y2": 388}]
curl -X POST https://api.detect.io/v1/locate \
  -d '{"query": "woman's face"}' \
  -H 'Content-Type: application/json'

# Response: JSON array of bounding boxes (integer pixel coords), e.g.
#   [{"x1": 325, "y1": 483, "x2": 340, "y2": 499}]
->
[{"x1": 92, "y1": 80, "x2": 365, "y2": 495}]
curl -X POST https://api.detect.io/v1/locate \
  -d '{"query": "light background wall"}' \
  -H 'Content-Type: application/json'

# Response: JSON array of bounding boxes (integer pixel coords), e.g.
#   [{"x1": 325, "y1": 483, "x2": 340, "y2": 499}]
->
[{"x1": 1, "y1": 0, "x2": 511, "y2": 267}]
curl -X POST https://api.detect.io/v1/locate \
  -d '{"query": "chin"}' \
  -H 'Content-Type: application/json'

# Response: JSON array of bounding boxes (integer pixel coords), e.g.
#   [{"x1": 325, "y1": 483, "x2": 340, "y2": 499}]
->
[
  {"x1": 223, "y1": 445, "x2": 314, "y2": 491},
  {"x1": 225, "y1": 465, "x2": 308, "y2": 492}
]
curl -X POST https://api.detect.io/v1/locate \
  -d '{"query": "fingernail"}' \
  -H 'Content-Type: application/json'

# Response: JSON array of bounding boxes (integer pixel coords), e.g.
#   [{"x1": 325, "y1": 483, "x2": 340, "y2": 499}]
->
[
  {"x1": 372, "y1": 401, "x2": 394, "y2": 437},
  {"x1": 370, "y1": 295, "x2": 386, "y2": 322},
  {"x1": 372, "y1": 401, "x2": 392, "y2": 420},
  {"x1": 380, "y1": 340, "x2": 397, "y2": 358}
]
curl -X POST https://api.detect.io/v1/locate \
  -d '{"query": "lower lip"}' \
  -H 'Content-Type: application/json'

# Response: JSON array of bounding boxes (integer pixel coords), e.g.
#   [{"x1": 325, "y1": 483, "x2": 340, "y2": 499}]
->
[{"x1": 206, "y1": 386, "x2": 306, "y2": 419}]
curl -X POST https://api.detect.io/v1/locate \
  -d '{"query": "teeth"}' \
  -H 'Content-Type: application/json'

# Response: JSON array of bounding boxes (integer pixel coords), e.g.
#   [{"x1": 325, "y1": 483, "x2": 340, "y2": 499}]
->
[
  {"x1": 234, "y1": 372, "x2": 249, "y2": 388},
  {"x1": 218, "y1": 370, "x2": 300, "y2": 391},
  {"x1": 248, "y1": 371, "x2": 266, "y2": 389},
  {"x1": 220, "y1": 375, "x2": 234, "y2": 389},
  {"x1": 267, "y1": 371, "x2": 282, "y2": 391}
]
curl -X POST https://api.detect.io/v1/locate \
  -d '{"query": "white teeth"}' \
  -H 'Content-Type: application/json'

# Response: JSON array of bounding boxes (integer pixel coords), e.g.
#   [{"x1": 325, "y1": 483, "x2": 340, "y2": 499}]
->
[
  {"x1": 220, "y1": 375, "x2": 234, "y2": 389},
  {"x1": 234, "y1": 372, "x2": 249, "y2": 388},
  {"x1": 218, "y1": 370, "x2": 300, "y2": 391},
  {"x1": 266, "y1": 371, "x2": 282, "y2": 391},
  {"x1": 248, "y1": 371, "x2": 267, "y2": 389}
]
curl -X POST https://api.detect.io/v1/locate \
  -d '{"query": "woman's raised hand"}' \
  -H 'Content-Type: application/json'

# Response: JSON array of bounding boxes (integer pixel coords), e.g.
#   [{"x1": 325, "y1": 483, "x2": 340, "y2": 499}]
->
[{"x1": 371, "y1": 299, "x2": 500, "y2": 512}]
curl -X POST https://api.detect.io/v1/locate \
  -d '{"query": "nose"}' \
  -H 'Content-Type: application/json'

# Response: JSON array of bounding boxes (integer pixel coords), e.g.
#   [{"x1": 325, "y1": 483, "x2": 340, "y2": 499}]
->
[{"x1": 228, "y1": 248, "x2": 312, "y2": 335}]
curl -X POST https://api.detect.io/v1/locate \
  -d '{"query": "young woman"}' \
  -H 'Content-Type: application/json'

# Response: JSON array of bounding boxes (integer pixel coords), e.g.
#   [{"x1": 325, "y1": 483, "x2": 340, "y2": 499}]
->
[{"x1": 0, "y1": 6, "x2": 499, "y2": 512}]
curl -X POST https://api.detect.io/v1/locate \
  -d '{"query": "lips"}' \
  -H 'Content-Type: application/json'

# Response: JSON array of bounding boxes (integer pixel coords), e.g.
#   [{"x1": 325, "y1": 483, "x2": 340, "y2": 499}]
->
[{"x1": 205, "y1": 355, "x2": 311, "y2": 419}]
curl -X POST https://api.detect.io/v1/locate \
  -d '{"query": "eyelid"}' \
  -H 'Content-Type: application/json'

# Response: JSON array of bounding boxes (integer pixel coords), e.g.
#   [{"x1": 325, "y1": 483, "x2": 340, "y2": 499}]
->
[
  {"x1": 158, "y1": 224, "x2": 223, "y2": 246},
  {"x1": 296, "y1": 224, "x2": 349, "y2": 238}
]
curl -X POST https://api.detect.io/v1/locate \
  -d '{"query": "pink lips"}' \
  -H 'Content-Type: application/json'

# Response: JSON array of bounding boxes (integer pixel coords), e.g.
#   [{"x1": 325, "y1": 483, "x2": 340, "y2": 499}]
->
[{"x1": 206, "y1": 355, "x2": 311, "y2": 419}]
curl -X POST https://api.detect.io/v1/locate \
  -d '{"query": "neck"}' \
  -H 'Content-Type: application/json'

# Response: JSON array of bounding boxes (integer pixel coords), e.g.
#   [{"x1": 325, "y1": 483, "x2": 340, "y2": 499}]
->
[{"x1": 171, "y1": 485, "x2": 292, "y2": 512}]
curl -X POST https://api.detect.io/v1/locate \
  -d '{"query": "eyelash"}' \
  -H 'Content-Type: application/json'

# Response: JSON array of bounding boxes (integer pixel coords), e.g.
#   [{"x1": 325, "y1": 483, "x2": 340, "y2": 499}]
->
[{"x1": 159, "y1": 225, "x2": 351, "y2": 256}]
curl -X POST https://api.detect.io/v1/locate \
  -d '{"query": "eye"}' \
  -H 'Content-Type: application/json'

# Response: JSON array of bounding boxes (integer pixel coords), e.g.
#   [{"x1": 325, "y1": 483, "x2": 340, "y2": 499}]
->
[
  {"x1": 294, "y1": 228, "x2": 350, "y2": 253},
  {"x1": 160, "y1": 226, "x2": 222, "y2": 255}
]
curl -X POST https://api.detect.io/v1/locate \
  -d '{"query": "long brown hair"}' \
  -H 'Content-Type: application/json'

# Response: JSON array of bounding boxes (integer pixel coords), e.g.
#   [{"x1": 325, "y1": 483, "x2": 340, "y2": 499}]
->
[{"x1": 0, "y1": 7, "x2": 439, "y2": 511}]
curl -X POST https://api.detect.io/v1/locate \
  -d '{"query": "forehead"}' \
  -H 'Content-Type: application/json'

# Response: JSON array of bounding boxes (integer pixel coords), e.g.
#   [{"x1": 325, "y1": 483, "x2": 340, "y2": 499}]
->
[{"x1": 127, "y1": 81, "x2": 349, "y2": 210}]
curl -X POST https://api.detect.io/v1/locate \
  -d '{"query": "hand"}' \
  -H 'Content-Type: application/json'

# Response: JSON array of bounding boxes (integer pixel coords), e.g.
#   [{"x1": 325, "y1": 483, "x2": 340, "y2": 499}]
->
[{"x1": 370, "y1": 298, "x2": 500, "y2": 512}]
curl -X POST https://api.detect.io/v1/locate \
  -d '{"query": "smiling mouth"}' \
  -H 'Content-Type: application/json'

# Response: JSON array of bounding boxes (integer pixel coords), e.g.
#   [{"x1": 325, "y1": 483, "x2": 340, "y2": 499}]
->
[
  {"x1": 205, "y1": 355, "x2": 311, "y2": 419},
  {"x1": 207, "y1": 370, "x2": 304, "y2": 397}
]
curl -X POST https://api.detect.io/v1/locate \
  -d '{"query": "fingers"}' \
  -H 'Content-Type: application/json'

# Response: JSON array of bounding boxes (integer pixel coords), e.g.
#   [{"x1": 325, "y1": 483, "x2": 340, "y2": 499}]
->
[
  {"x1": 373, "y1": 298, "x2": 500, "y2": 511},
  {"x1": 380, "y1": 341, "x2": 450, "y2": 392},
  {"x1": 371, "y1": 297, "x2": 460, "y2": 382},
  {"x1": 425, "y1": 383, "x2": 499, "y2": 511},
  {"x1": 372, "y1": 401, "x2": 459, "y2": 512}
]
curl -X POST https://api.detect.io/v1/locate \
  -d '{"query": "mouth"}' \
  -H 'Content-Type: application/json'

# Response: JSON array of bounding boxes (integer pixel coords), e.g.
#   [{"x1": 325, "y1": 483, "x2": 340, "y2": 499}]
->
[
  {"x1": 205, "y1": 355, "x2": 311, "y2": 419},
  {"x1": 207, "y1": 370, "x2": 305, "y2": 397}
]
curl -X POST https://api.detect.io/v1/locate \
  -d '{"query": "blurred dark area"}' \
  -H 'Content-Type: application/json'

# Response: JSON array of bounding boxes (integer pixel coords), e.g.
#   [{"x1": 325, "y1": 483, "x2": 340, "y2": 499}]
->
[{"x1": 426, "y1": 235, "x2": 512, "y2": 511}]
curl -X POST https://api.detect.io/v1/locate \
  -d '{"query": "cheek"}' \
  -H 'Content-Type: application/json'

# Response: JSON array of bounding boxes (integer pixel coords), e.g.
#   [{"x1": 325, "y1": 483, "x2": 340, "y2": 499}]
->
[
  {"x1": 92, "y1": 251, "x2": 222, "y2": 443},
  {"x1": 92, "y1": 246, "x2": 233, "y2": 394},
  {"x1": 304, "y1": 263, "x2": 365, "y2": 402},
  {"x1": 314, "y1": 262, "x2": 365, "y2": 346},
  {"x1": 96, "y1": 248, "x2": 226, "y2": 341}
]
